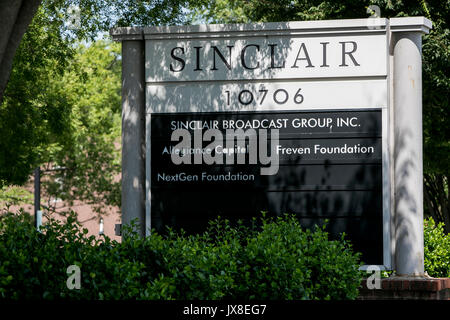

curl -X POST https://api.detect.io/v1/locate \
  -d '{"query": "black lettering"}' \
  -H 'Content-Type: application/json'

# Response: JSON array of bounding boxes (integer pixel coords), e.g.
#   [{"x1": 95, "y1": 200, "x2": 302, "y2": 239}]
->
[
  {"x1": 241, "y1": 44, "x2": 260, "y2": 70},
  {"x1": 238, "y1": 90, "x2": 254, "y2": 105},
  {"x1": 211, "y1": 45, "x2": 233, "y2": 70},
  {"x1": 339, "y1": 41, "x2": 360, "y2": 67},
  {"x1": 320, "y1": 42, "x2": 330, "y2": 67},
  {"x1": 291, "y1": 43, "x2": 314, "y2": 68},
  {"x1": 169, "y1": 47, "x2": 185, "y2": 72},
  {"x1": 194, "y1": 46, "x2": 203, "y2": 71},
  {"x1": 269, "y1": 44, "x2": 285, "y2": 69}
]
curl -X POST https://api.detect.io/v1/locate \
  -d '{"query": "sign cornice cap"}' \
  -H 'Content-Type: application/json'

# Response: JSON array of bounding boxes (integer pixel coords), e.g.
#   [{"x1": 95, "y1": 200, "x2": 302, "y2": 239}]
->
[
  {"x1": 389, "y1": 16, "x2": 432, "y2": 34},
  {"x1": 110, "y1": 27, "x2": 144, "y2": 41},
  {"x1": 109, "y1": 16, "x2": 433, "y2": 41},
  {"x1": 141, "y1": 18, "x2": 388, "y2": 34},
  {"x1": 109, "y1": 18, "x2": 389, "y2": 41}
]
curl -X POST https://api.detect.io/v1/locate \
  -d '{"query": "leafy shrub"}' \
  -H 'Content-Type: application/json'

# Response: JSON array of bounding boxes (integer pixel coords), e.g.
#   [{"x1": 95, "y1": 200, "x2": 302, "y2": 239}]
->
[
  {"x1": 424, "y1": 217, "x2": 450, "y2": 278},
  {"x1": 0, "y1": 211, "x2": 145, "y2": 299},
  {"x1": 0, "y1": 212, "x2": 363, "y2": 300},
  {"x1": 232, "y1": 216, "x2": 362, "y2": 300}
]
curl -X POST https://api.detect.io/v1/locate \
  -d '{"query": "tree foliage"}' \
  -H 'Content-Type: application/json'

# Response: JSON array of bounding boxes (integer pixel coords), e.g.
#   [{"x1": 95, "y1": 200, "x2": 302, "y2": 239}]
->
[
  {"x1": 0, "y1": 186, "x2": 33, "y2": 214},
  {"x1": 42, "y1": 40, "x2": 122, "y2": 214},
  {"x1": 0, "y1": 4, "x2": 124, "y2": 215},
  {"x1": 0, "y1": 0, "x2": 195, "y2": 102},
  {"x1": 0, "y1": 0, "x2": 196, "y2": 211},
  {"x1": 0, "y1": 5, "x2": 74, "y2": 187}
]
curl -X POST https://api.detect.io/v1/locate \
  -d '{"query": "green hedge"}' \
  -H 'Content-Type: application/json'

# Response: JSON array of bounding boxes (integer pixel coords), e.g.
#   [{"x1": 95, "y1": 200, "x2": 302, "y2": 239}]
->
[
  {"x1": 0, "y1": 212, "x2": 363, "y2": 300},
  {"x1": 424, "y1": 217, "x2": 450, "y2": 278}
]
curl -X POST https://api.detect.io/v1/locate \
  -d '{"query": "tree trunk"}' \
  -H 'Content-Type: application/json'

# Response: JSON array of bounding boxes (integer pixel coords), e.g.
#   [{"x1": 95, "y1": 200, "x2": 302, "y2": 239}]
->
[{"x1": 0, "y1": 0, "x2": 42, "y2": 103}]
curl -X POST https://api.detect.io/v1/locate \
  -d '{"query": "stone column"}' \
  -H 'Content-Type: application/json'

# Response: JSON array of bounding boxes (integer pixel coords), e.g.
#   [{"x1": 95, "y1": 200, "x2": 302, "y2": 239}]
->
[
  {"x1": 390, "y1": 17, "x2": 432, "y2": 276},
  {"x1": 111, "y1": 28, "x2": 146, "y2": 237}
]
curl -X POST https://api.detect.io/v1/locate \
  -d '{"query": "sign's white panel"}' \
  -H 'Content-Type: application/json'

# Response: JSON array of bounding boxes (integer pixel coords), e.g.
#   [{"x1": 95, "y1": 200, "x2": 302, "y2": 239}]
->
[
  {"x1": 146, "y1": 79, "x2": 387, "y2": 113},
  {"x1": 145, "y1": 35, "x2": 387, "y2": 83}
]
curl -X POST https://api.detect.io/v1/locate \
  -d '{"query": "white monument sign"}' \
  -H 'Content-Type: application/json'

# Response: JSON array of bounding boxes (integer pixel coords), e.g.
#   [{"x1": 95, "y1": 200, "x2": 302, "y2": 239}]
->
[{"x1": 112, "y1": 17, "x2": 432, "y2": 275}]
